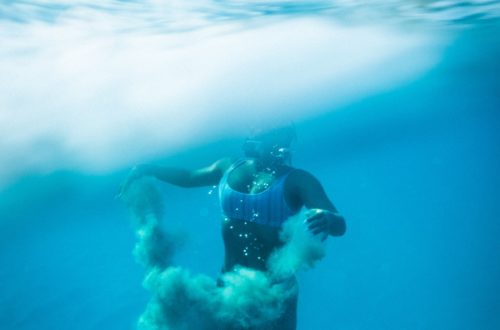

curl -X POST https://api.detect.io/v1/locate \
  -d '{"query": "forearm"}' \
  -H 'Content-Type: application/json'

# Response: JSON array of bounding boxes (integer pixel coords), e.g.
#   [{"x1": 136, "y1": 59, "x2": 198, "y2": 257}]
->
[{"x1": 140, "y1": 164, "x2": 195, "y2": 187}]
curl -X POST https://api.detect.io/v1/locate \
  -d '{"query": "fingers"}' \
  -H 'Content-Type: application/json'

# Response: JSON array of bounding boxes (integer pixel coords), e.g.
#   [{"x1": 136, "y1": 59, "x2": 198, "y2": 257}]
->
[
  {"x1": 305, "y1": 211, "x2": 323, "y2": 223},
  {"x1": 119, "y1": 178, "x2": 132, "y2": 196},
  {"x1": 306, "y1": 216, "x2": 328, "y2": 236},
  {"x1": 307, "y1": 217, "x2": 325, "y2": 230},
  {"x1": 116, "y1": 184, "x2": 129, "y2": 202},
  {"x1": 310, "y1": 223, "x2": 328, "y2": 236},
  {"x1": 118, "y1": 167, "x2": 142, "y2": 198}
]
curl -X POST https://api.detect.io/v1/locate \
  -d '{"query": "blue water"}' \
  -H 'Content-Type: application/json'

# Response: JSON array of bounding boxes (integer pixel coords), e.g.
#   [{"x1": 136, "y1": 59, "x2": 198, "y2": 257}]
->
[{"x1": 1, "y1": 1, "x2": 500, "y2": 329}]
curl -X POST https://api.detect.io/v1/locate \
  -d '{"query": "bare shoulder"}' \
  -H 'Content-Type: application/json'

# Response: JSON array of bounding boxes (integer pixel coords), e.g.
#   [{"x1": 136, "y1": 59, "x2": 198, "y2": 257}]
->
[
  {"x1": 287, "y1": 168, "x2": 321, "y2": 187},
  {"x1": 286, "y1": 167, "x2": 335, "y2": 211}
]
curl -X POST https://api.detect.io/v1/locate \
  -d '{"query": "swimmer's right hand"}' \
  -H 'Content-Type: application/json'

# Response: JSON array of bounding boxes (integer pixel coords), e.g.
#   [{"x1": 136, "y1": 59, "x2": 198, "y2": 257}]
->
[{"x1": 117, "y1": 164, "x2": 153, "y2": 199}]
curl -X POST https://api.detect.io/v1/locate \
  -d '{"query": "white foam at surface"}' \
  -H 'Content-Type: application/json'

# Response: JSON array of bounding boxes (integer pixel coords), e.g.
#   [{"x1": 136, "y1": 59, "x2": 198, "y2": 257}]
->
[{"x1": 0, "y1": 3, "x2": 442, "y2": 188}]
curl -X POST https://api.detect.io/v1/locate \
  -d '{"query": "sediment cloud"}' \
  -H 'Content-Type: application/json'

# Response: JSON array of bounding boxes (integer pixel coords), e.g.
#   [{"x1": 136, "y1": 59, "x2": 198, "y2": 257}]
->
[{"x1": 123, "y1": 179, "x2": 326, "y2": 329}]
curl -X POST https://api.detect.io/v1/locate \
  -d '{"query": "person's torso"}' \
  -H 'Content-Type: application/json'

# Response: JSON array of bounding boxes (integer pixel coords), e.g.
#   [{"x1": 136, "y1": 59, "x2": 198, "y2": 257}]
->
[{"x1": 218, "y1": 159, "x2": 300, "y2": 271}]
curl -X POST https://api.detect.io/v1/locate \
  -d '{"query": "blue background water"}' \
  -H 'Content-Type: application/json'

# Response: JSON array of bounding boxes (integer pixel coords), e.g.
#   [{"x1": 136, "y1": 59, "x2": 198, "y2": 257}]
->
[{"x1": 1, "y1": 1, "x2": 499, "y2": 329}]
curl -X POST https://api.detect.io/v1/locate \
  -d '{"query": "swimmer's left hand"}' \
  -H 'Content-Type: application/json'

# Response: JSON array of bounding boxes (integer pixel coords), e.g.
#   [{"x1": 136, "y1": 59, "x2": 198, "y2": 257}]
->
[{"x1": 305, "y1": 209, "x2": 343, "y2": 240}]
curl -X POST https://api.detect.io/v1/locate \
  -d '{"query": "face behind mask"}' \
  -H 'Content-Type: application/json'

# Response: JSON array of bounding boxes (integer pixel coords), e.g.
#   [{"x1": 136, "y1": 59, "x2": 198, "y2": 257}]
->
[{"x1": 242, "y1": 127, "x2": 295, "y2": 166}]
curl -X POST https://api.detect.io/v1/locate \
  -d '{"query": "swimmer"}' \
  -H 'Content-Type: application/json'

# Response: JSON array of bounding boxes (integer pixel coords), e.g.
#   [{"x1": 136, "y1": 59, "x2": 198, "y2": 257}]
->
[{"x1": 121, "y1": 125, "x2": 346, "y2": 329}]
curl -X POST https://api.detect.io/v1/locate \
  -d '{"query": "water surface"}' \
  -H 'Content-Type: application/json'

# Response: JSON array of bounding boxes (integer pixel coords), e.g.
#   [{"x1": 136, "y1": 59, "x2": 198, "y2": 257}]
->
[{"x1": 1, "y1": 1, "x2": 499, "y2": 329}]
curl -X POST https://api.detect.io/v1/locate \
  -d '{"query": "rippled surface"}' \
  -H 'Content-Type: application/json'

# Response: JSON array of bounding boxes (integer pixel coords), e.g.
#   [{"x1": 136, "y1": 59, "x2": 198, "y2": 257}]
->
[{"x1": 1, "y1": 0, "x2": 500, "y2": 27}]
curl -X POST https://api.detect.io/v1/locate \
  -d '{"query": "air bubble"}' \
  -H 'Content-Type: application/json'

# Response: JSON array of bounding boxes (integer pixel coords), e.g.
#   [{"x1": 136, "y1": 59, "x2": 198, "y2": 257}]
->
[{"x1": 208, "y1": 185, "x2": 217, "y2": 195}]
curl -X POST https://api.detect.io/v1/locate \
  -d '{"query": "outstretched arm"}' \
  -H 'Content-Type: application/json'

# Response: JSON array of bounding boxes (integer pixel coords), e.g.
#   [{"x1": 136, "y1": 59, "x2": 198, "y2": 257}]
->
[
  {"x1": 290, "y1": 170, "x2": 346, "y2": 237},
  {"x1": 120, "y1": 157, "x2": 233, "y2": 194}
]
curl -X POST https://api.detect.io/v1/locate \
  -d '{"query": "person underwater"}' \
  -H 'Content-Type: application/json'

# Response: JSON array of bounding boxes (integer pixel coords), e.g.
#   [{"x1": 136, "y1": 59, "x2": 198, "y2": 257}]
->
[{"x1": 121, "y1": 125, "x2": 346, "y2": 329}]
